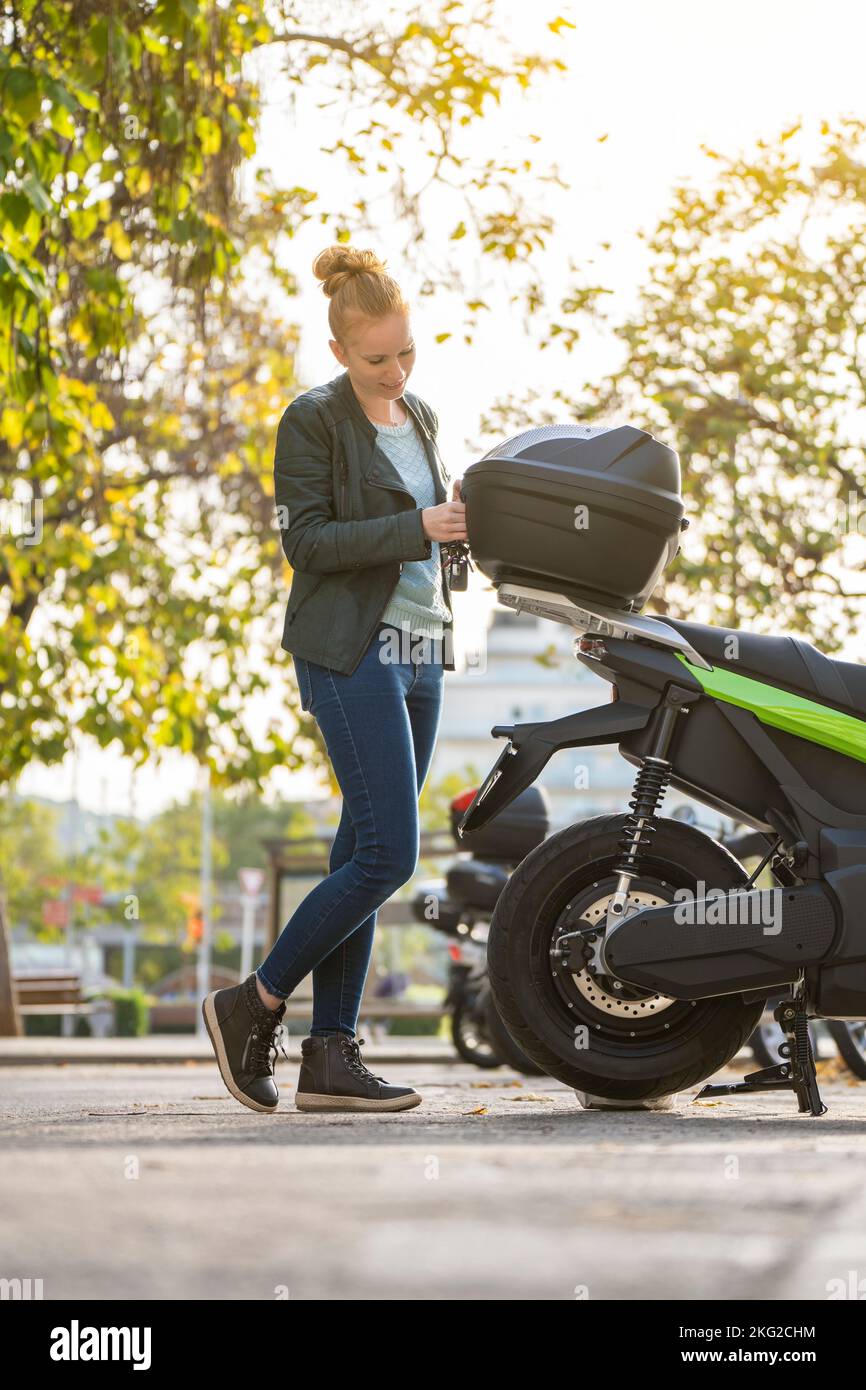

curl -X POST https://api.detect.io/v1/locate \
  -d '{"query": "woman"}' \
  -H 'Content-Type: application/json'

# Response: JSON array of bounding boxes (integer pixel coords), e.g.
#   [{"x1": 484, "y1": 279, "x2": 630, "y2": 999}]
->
[{"x1": 202, "y1": 245, "x2": 467, "y2": 1114}]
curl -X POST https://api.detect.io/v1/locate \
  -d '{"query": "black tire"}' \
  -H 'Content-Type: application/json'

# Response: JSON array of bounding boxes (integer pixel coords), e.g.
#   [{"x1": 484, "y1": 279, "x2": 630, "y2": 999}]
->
[
  {"x1": 828, "y1": 1020, "x2": 866, "y2": 1080},
  {"x1": 487, "y1": 814, "x2": 768, "y2": 1101},
  {"x1": 450, "y1": 994, "x2": 500, "y2": 1068},
  {"x1": 480, "y1": 984, "x2": 546, "y2": 1076}
]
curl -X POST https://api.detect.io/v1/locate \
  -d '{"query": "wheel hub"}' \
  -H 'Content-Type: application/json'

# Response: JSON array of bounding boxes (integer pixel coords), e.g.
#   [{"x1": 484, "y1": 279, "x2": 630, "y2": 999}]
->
[{"x1": 553, "y1": 887, "x2": 678, "y2": 1021}]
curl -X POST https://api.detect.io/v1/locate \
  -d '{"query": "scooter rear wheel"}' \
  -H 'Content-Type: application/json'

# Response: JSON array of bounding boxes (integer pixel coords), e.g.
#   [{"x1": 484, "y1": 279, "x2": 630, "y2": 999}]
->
[{"x1": 487, "y1": 814, "x2": 767, "y2": 1101}]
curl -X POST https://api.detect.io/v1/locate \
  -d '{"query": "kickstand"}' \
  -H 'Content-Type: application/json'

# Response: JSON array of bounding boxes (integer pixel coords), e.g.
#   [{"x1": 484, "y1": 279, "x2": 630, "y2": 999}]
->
[{"x1": 696, "y1": 988, "x2": 827, "y2": 1117}]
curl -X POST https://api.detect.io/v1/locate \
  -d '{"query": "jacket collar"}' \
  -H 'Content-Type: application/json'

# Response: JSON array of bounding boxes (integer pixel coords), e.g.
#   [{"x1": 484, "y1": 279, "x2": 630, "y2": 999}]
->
[
  {"x1": 332, "y1": 369, "x2": 447, "y2": 501},
  {"x1": 334, "y1": 367, "x2": 429, "y2": 437}
]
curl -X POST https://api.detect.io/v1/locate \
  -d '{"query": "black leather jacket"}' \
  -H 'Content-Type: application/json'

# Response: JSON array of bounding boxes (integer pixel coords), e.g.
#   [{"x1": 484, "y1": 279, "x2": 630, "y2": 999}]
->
[{"x1": 275, "y1": 368, "x2": 455, "y2": 674}]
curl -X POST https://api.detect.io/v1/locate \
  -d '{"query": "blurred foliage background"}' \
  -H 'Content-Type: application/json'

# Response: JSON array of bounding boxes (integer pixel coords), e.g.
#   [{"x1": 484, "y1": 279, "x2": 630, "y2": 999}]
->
[{"x1": 3, "y1": 1, "x2": 866, "y2": 1008}]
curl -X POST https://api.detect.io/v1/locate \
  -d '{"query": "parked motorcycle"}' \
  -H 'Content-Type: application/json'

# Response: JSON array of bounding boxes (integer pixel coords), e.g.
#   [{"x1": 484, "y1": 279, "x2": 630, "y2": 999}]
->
[
  {"x1": 436, "y1": 919, "x2": 500, "y2": 1069},
  {"x1": 454, "y1": 422, "x2": 866, "y2": 1116},
  {"x1": 412, "y1": 786, "x2": 551, "y2": 1074}
]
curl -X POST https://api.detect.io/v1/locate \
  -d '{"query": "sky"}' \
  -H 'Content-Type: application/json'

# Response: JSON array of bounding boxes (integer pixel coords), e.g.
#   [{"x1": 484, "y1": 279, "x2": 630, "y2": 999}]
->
[{"x1": 18, "y1": 0, "x2": 866, "y2": 817}]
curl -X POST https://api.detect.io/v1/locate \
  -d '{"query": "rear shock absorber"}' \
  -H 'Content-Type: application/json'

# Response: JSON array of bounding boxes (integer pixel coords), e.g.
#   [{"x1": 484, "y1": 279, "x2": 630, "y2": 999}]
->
[
  {"x1": 616, "y1": 757, "x2": 673, "y2": 869},
  {"x1": 605, "y1": 682, "x2": 698, "y2": 930}
]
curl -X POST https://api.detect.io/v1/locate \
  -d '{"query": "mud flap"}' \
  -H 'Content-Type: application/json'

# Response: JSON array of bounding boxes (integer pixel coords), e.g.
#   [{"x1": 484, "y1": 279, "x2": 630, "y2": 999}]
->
[{"x1": 457, "y1": 701, "x2": 652, "y2": 836}]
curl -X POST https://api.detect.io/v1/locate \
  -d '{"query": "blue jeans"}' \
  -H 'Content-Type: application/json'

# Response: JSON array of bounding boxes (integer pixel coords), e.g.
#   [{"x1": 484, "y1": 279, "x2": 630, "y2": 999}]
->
[{"x1": 257, "y1": 622, "x2": 445, "y2": 1036}]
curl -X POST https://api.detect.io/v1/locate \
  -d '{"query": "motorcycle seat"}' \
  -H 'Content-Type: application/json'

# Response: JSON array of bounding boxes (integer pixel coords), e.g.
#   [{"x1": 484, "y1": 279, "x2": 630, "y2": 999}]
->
[{"x1": 665, "y1": 618, "x2": 866, "y2": 719}]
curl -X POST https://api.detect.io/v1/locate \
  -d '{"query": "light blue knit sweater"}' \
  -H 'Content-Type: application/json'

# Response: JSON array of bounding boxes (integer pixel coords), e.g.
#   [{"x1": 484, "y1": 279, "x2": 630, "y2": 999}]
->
[{"x1": 376, "y1": 414, "x2": 451, "y2": 638}]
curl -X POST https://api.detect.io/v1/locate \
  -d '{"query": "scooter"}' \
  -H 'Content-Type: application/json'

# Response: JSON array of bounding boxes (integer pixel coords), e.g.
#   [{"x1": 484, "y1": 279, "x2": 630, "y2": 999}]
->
[{"x1": 452, "y1": 424, "x2": 866, "y2": 1117}]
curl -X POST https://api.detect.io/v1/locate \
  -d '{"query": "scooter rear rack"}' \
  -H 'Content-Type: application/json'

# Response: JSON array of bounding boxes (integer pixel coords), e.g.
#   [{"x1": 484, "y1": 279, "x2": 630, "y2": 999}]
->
[{"x1": 697, "y1": 991, "x2": 827, "y2": 1117}]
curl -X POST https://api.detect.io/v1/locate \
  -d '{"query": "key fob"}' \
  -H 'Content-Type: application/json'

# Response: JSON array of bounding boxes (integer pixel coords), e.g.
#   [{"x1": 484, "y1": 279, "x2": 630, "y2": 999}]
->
[{"x1": 448, "y1": 558, "x2": 468, "y2": 591}]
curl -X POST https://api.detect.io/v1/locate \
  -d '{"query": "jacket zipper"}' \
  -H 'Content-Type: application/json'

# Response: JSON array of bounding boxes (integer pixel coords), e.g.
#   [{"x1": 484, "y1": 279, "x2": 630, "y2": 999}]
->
[
  {"x1": 325, "y1": 380, "x2": 452, "y2": 666},
  {"x1": 340, "y1": 457, "x2": 348, "y2": 514},
  {"x1": 366, "y1": 470, "x2": 414, "y2": 501},
  {"x1": 414, "y1": 410, "x2": 454, "y2": 612},
  {"x1": 411, "y1": 410, "x2": 449, "y2": 496},
  {"x1": 394, "y1": 409, "x2": 454, "y2": 615}
]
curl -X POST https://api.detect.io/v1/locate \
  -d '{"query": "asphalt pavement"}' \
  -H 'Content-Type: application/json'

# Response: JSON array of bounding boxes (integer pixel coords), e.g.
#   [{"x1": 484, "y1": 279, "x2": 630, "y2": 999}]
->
[{"x1": 2, "y1": 1049, "x2": 865, "y2": 1299}]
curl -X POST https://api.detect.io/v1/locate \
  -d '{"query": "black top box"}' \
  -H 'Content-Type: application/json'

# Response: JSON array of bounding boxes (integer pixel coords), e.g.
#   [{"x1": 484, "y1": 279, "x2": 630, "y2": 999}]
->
[{"x1": 462, "y1": 424, "x2": 685, "y2": 613}]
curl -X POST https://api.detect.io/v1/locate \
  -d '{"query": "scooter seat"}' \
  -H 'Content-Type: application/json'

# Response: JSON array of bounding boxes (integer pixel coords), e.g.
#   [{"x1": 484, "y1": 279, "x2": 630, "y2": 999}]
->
[{"x1": 666, "y1": 618, "x2": 866, "y2": 718}]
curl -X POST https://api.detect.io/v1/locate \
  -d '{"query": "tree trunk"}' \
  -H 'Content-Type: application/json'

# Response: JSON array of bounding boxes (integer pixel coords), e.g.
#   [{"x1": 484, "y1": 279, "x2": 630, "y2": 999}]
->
[{"x1": 0, "y1": 887, "x2": 22, "y2": 1036}]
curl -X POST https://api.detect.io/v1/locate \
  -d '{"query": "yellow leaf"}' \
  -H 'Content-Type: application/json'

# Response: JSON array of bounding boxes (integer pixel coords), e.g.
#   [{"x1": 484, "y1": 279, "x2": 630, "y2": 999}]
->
[
  {"x1": 90, "y1": 401, "x2": 115, "y2": 430},
  {"x1": 125, "y1": 166, "x2": 152, "y2": 198},
  {"x1": 1, "y1": 408, "x2": 24, "y2": 448},
  {"x1": 195, "y1": 115, "x2": 222, "y2": 156},
  {"x1": 106, "y1": 221, "x2": 132, "y2": 261}
]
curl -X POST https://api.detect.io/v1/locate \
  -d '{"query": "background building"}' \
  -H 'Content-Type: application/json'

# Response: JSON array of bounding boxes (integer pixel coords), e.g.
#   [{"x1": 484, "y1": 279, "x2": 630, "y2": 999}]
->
[{"x1": 430, "y1": 604, "x2": 705, "y2": 830}]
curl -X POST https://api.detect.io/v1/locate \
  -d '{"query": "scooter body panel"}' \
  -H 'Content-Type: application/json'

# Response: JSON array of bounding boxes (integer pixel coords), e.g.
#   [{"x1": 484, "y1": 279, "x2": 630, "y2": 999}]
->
[
  {"x1": 603, "y1": 881, "x2": 839, "y2": 999},
  {"x1": 460, "y1": 620, "x2": 866, "y2": 1020}
]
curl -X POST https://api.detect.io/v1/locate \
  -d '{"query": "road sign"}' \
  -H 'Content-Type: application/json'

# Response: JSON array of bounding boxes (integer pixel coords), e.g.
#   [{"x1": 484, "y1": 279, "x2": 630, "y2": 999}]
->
[
  {"x1": 238, "y1": 867, "x2": 265, "y2": 898},
  {"x1": 42, "y1": 899, "x2": 69, "y2": 928}
]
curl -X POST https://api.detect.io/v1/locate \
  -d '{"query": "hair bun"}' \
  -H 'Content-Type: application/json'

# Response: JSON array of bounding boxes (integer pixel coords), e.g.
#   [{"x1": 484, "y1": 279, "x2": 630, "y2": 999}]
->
[{"x1": 312, "y1": 245, "x2": 387, "y2": 297}]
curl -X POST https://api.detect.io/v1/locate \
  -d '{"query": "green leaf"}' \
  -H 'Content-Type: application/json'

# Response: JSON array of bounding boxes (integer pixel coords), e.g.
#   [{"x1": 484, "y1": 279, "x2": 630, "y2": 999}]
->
[
  {"x1": 49, "y1": 104, "x2": 77, "y2": 141},
  {"x1": 0, "y1": 192, "x2": 32, "y2": 230},
  {"x1": 20, "y1": 173, "x2": 54, "y2": 216},
  {"x1": 6, "y1": 68, "x2": 40, "y2": 124}
]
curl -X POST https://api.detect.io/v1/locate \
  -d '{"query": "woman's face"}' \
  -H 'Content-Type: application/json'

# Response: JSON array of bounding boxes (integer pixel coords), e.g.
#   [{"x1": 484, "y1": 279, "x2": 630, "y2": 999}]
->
[{"x1": 330, "y1": 312, "x2": 416, "y2": 401}]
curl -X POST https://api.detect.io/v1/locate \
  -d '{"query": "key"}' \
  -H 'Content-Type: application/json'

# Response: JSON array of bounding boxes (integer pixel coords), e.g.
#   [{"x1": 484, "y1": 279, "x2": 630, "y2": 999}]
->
[{"x1": 442, "y1": 540, "x2": 471, "y2": 591}]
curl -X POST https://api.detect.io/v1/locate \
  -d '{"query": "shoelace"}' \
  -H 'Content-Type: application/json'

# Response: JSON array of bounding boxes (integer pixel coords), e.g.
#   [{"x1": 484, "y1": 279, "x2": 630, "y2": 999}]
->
[
  {"x1": 248, "y1": 1015, "x2": 290, "y2": 1075},
  {"x1": 339, "y1": 1036, "x2": 386, "y2": 1084}
]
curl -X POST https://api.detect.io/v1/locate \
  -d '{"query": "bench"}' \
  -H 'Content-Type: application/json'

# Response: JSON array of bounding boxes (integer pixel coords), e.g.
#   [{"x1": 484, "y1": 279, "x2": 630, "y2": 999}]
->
[{"x1": 14, "y1": 973, "x2": 97, "y2": 1037}]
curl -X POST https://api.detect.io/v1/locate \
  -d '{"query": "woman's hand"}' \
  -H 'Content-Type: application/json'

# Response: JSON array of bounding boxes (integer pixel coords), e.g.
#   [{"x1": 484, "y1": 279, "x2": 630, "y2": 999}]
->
[{"x1": 422, "y1": 479, "x2": 467, "y2": 542}]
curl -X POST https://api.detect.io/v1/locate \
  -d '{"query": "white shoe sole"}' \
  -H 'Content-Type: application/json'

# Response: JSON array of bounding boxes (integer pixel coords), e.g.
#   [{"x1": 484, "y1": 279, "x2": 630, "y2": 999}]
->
[
  {"x1": 294, "y1": 1091, "x2": 422, "y2": 1113},
  {"x1": 202, "y1": 991, "x2": 278, "y2": 1114}
]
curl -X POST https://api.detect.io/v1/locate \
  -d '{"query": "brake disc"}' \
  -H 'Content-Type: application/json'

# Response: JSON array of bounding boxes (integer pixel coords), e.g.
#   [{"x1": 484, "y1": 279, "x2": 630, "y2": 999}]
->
[{"x1": 563, "y1": 888, "x2": 677, "y2": 1021}]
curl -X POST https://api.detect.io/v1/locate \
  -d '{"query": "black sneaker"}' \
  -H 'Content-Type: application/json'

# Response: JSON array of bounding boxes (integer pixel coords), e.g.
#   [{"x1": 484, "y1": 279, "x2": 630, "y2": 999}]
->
[
  {"x1": 202, "y1": 973, "x2": 288, "y2": 1113},
  {"x1": 295, "y1": 1034, "x2": 422, "y2": 1113}
]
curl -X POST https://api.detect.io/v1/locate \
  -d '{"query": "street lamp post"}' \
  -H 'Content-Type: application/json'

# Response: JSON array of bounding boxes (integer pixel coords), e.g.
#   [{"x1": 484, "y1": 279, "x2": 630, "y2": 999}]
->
[
  {"x1": 238, "y1": 868, "x2": 265, "y2": 982},
  {"x1": 195, "y1": 766, "x2": 214, "y2": 1038}
]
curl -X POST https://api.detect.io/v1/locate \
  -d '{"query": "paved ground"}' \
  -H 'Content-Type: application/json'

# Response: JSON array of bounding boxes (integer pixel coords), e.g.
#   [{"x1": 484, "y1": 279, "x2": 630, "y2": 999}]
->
[{"x1": 2, "y1": 1050, "x2": 866, "y2": 1300}]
